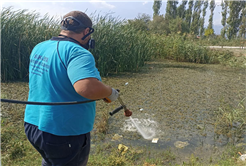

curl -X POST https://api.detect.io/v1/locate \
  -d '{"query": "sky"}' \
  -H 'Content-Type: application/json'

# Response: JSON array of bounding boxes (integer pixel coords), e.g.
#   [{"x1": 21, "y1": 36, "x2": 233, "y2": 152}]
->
[{"x1": 1, "y1": 0, "x2": 223, "y2": 33}]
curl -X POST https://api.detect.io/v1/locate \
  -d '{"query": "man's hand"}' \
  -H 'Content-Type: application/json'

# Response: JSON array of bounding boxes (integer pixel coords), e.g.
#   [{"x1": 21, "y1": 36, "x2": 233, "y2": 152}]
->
[{"x1": 103, "y1": 88, "x2": 119, "y2": 103}]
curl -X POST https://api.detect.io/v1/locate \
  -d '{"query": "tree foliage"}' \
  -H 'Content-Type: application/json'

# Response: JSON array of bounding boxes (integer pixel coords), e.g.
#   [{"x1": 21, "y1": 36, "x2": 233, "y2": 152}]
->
[
  {"x1": 208, "y1": 0, "x2": 215, "y2": 31},
  {"x1": 185, "y1": 0, "x2": 194, "y2": 29},
  {"x1": 190, "y1": 1, "x2": 202, "y2": 35},
  {"x1": 177, "y1": 0, "x2": 188, "y2": 19},
  {"x1": 227, "y1": 1, "x2": 245, "y2": 39},
  {"x1": 200, "y1": 0, "x2": 209, "y2": 36},
  {"x1": 127, "y1": 13, "x2": 151, "y2": 31},
  {"x1": 169, "y1": 17, "x2": 189, "y2": 34},
  {"x1": 221, "y1": 0, "x2": 228, "y2": 38},
  {"x1": 238, "y1": 3, "x2": 246, "y2": 38},
  {"x1": 148, "y1": 15, "x2": 170, "y2": 35},
  {"x1": 165, "y1": 0, "x2": 179, "y2": 20},
  {"x1": 204, "y1": 28, "x2": 214, "y2": 37},
  {"x1": 153, "y1": 0, "x2": 162, "y2": 17},
  {"x1": 148, "y1": 0, "x2": 246, "y2": 40}
]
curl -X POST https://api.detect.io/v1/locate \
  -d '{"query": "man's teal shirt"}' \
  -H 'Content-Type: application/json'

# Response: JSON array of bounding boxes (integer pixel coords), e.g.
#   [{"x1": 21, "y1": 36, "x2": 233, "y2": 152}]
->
[{"x1": 24, "y1": 37, "x2": 101, "y2": 136}]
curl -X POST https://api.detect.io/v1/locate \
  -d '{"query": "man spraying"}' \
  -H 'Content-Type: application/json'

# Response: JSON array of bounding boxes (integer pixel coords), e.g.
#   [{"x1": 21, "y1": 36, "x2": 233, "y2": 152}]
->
[{"x1": 24, "y1": 11, "x2": 132, "y2": 166}]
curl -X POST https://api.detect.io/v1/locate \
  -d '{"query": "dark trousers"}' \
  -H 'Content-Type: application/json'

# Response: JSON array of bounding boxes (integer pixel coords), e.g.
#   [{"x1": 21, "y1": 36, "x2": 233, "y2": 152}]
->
[{"x1": 24, "y1": 122, "x2": 90, "y2": 166}]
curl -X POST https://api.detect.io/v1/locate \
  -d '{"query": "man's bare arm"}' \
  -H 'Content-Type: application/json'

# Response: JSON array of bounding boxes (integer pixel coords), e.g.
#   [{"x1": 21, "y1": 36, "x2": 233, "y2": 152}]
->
[{"x1": 73, "y1": 78, "x2": 112, "y2": 100}]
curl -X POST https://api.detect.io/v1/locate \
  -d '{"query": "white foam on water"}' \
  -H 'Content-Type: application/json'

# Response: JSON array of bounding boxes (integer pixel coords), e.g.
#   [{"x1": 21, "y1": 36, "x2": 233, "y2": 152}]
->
[{"x1": 121, "y1": 117, "x2": 157, "y2": 140}]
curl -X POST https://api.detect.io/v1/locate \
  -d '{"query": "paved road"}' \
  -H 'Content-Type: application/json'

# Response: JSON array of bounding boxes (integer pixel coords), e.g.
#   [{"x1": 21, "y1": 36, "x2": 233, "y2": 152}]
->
[{"x1": 208, "y1": 46, "x2": 246, "y2": 49}]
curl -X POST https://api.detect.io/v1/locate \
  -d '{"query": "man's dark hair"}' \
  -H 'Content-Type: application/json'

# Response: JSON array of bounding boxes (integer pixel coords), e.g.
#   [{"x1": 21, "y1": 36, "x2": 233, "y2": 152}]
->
[{"x1": 61, "y1": 11, "x2": 92, "y2": 34}]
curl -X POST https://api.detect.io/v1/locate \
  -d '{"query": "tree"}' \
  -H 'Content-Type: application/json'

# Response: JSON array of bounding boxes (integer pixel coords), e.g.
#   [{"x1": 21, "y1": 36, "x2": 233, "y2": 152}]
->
[
  {"x1": 169, "y1": 17, "x2": 189, "y2": 34},
  {"x1": 239, "y1": 3, "x2": 246, "y2": 39},
  {"x1": 227, "y1": 1, "x2": 244, "y2": 39},
  {"x1": 190, "y1": 1, "x2": 202, "y2": 35},
  {"x1": 185, "y1": 0, "x2": 194, "y2": 29},
  {"x1": 204, "y1": 28, "x2": 214, "y2": 37},
  {"x1": 221, "y1": 0, "x2": 228, "y2": 38},
  {"x1": 200, "y1": 0, "x2": 209, "y2": 36},
  {"x1": 177, "y1": 0, "x2": 188, "y2": 19},
  {"x1": 165, "y1": 0, "x2": 179, "y2": 19},
  {"x1": 148, "y1": 15, "x2": 170, "y2": 35},
  {"x1": 128, "y1": 14, "x2": 151, "y2": 31},
  {"x1": 153, "y1": 0, "x2": 162, "y2": 17},
  {"x1": 207, "y1": 0, "x2": 215, "y2": 31}
]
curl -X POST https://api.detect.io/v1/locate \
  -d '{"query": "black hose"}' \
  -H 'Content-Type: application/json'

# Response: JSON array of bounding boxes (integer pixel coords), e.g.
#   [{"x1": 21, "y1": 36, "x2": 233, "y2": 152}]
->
[
  {"x1": 0, "y1": 98, "x2": 98, "y2": 105},
  {"x1": 1, "y1": 98, "x2": 125, "y2": 116}
]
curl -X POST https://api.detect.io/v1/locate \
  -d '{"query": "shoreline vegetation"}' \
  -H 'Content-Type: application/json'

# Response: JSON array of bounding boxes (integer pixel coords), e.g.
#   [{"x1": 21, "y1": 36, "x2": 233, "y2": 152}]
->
[
  {"x1": 1, "y1": 7, "x2": 246, "y2": 166},
  {"x1": 1, "y1": 7, "x2": 246, "y2": 82}
]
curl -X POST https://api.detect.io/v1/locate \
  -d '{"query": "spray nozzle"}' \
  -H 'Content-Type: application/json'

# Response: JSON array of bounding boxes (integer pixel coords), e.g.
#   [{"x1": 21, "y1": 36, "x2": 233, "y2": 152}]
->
[{"x1": 109, "y1": 94, "x2": 132, "y2": 117}]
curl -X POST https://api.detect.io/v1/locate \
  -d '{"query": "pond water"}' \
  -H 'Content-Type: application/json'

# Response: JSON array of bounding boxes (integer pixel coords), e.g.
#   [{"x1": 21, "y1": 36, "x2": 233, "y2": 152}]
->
[{"x1": 95, "y1": 59, "x2": 246, "y2": 164}]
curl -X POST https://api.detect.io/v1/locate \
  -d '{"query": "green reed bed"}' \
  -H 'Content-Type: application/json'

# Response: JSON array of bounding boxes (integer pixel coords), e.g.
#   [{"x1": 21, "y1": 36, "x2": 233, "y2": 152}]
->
[
  {"x1": 90, "y1": 15, "x2": 154, "y2": 76},
  {"x1": 151, "y1": 33, "x2": 215, "y2": 63},
  {"x1": 1, "y1": 8, "x2": 155, "y2": 81},
  {"x1": 1, "y1": 7, "x2": 60, "y2": 82},
  {"x1": 151, "y1": 33, "x2": 246, "y2": 68}
]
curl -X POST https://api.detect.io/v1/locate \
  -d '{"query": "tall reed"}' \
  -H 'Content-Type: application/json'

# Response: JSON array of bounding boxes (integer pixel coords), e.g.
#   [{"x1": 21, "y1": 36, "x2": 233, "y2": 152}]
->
[
  {"x1": 1, "y1": 8, "x2": 155, "y2": 81},
  {"x1": 90, "y1": 14, "x2": 154, "y2": 76},
  {"x1": 151, "y1": 33, "x2": 217, "y2": 64},
  {"x1": 1, "y1": 7, "x2": 60, "y2": 81}
]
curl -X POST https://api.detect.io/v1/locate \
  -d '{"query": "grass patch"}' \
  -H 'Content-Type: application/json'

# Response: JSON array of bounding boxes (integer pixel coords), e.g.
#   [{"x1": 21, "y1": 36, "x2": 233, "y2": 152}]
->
[
  {"x1": 214, "y1": 95, "x2": 246, "y2": 143},
  {"x1": 88, "y1": 143, "x2": 176, "y2": 166}
]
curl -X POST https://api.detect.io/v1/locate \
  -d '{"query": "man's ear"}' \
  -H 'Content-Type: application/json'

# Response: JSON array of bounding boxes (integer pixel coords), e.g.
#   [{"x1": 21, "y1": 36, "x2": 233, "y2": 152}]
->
[
  {"x1": 84, "y1": 28, "x2": 90, "y2": 35},
  {"x1": 81, "y1": 28, "x2": 91, "y2": 41}
]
